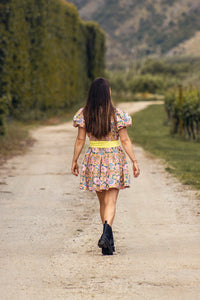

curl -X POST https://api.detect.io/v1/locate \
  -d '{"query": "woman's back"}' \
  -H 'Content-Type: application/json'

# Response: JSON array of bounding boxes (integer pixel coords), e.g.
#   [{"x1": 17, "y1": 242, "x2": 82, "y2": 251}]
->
[{"x1": 73, "y1": 106, "x2": 132, "y2": 141}]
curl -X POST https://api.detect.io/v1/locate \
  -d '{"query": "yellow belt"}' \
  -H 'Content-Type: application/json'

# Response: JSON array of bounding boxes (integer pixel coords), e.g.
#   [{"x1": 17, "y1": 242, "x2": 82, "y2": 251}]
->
[{"x1": 89, "y1": 140, "x2": 120, "y2": 148}]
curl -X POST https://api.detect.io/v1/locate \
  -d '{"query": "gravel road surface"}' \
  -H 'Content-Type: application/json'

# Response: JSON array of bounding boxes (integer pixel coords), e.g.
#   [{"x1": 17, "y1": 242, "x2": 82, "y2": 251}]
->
[{"x1": 0, "y1": 101, "x2": 200, "y2": 299}]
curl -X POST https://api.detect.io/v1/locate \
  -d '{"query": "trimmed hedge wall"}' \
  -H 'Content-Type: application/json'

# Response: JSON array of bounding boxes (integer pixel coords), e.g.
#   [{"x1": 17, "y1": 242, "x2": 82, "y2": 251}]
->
[{"x1": 0, "y1": 0, "x2": 105, "y2": 129}]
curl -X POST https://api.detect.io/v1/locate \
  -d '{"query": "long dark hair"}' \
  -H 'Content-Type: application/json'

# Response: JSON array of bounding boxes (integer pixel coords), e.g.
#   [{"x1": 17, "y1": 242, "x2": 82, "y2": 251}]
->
[{"x1": 83, "y1": 77, "x2": 115, "y2": 138}]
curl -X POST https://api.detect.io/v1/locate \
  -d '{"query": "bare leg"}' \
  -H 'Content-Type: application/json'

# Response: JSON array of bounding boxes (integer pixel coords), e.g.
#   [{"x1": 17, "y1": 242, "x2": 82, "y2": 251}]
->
[
  {"x1": 104, "y1": 188, "x2": 119, "y2": 226},
  {"x1": 96, "y1": 190, "x2": 106, "y2": 224},
  {"x1": 96, "y1": 188, "x2": 119, "y2": 226}
]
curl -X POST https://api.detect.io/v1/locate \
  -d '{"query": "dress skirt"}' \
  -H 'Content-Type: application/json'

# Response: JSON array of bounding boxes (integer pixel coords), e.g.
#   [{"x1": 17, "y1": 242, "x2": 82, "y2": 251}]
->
[{"x1": 80, "y1": 146, "x2": 130, "y2": 192}]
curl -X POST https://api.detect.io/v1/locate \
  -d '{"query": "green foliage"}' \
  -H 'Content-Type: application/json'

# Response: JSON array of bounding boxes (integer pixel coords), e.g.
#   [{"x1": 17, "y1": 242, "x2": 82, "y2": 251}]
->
[
  {"x1": 165, "y1": 88, "x2": 200, "y2": 140},
  {"x1": 108, "y1": 72, "x2": 127, "y2": 93},
  {"x1": 0, "y1": 94, "x2": 11, "y2": 135},
  {"x1": 128, "y1": 74, "x2": 165, "y2": 93},
  {"x1": 140, "y1": 59, "x2": 189, "y2": 76},
  {"x1": 107, "y1": 57, "x2": 200, "y2": 100},
  {"x1": 0, "y1": 0, "x2": 105, "y2": 131},
  {"x1": 0, "y1": 94, "x2": 10, "y2": 116},
  {"x1": 85, "y1": 21, "x2": 106, "y2": 80}
]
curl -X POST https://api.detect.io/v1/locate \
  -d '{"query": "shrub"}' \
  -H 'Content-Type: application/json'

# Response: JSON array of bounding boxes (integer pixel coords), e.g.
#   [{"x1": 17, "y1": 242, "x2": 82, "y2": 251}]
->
[
  {"x1": 128, "y1": 74, "x2": 165, "y2": 93},
  {"x1": 165, "y1": 88, "x2": 200, "y2": 140}
]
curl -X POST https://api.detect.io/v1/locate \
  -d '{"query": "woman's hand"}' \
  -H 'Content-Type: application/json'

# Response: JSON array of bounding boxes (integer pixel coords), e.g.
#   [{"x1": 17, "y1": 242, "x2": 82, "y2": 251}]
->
[
  {"x1": 71, "y1": 161, "x2": 79, "y2": 176},
  {"x1": 133, "y1": 161, "x2": 140, "y2": 178}
]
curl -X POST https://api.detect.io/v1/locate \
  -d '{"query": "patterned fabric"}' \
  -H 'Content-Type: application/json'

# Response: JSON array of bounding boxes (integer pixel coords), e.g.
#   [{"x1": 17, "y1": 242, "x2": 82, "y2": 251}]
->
[{"x1": 73, "y1": 107, "x2": 132, "y2": 192}]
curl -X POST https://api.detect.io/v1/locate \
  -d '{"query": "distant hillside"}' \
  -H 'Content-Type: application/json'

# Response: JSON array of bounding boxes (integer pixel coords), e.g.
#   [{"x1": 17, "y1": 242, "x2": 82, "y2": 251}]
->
[
  {"x1": 67, "y1": 0, "x2": 200, "y2": 65},
  {"x1": 167, "y1": 31, "x2": 200, "y2": 56}
]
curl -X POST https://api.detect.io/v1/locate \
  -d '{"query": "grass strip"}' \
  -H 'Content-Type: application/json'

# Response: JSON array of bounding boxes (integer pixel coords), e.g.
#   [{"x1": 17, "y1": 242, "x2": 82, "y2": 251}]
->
[{"x1": 128, "y1": 104, "x2": 200, "y2": 190}]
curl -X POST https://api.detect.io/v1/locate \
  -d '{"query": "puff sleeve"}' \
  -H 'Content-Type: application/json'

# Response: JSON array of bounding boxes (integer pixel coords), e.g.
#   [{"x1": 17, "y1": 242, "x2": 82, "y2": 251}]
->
[
  {"x1": 115, "y1": 108, "x2": 132, "y2": 131},
  {"x1": 73, "y1": 107, "x2": 86, "y2": 128}
]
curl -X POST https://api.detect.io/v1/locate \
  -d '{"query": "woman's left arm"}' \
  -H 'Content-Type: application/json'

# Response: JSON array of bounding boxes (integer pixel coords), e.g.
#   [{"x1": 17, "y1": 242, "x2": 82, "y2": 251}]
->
[{"x1": 71, "y1": 127, "x2": 86, "y2": 176}]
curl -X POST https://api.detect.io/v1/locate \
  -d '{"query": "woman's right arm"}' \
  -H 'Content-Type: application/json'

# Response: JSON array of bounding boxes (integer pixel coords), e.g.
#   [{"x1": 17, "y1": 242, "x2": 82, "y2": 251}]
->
[
  {"x1": 71, "y1": 127, "x2": 86, "y2": 176},
  {"x1": 118, "y1": 128, "x2": 140, "y2": 177}
]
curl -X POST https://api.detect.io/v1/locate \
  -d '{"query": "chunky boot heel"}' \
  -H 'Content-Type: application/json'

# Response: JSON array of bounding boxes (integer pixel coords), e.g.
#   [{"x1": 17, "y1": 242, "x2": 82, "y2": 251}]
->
[{"x1": 102, "y1": 247, "x2": 110, "y2": 255}]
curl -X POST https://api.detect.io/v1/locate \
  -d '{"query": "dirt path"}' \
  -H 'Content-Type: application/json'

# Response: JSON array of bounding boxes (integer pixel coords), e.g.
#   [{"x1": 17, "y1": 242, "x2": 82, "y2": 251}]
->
[{"x1": 0, "y1": 101, "x2": 200, "y2": 300}]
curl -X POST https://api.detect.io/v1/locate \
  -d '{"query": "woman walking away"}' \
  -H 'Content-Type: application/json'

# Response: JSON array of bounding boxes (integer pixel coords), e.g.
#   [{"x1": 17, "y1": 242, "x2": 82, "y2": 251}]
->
[{"x1": 71, "y1": 77, "x2": 140, "y2": 255}]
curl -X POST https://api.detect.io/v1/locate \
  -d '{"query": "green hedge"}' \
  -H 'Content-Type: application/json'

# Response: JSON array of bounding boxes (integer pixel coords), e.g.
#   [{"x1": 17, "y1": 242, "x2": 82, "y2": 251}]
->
[{"x1": 0, "y1": 0, "x2": 105, "y2": 128}]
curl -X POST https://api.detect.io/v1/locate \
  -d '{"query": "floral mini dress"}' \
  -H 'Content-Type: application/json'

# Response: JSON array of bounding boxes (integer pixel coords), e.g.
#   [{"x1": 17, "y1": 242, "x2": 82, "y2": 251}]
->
[{"x1": 73, "y1": 107, "x2": 132, "y2": 192}]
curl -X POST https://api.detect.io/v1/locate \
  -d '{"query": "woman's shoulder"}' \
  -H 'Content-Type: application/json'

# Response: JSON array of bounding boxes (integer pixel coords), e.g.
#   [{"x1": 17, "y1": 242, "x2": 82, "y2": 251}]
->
[
  {"x1": 114, "y1": 107, "x2": 132, "y2": 129},
  {"x1": 73, "y1": 107, "x2": 85, "y2": 128},
  {"x1": 115, "y1": 107, "x2": 131, "y2": 121}
]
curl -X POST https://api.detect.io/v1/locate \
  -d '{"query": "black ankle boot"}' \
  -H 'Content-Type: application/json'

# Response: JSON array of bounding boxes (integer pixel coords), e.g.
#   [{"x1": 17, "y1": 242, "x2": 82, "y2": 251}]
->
[
  {"x1": 100, "y1": 222, "x2": 109, "y2": 255},
  {"x1": 102, "y1": 226, "x2": 115, "y2": 254},
  {"x1": 99, "y1": 222, "x2": 115, "y2": 254},
  {"x1": 98, "y1": 221, "x2": 113, "y2": 255}
]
